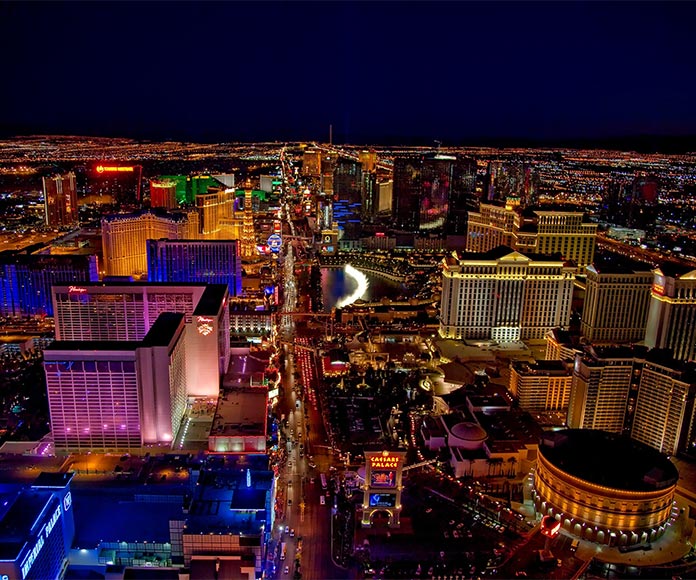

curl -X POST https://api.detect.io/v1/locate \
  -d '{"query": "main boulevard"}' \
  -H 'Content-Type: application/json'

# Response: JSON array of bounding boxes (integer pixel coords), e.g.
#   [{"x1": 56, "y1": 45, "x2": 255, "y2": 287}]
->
[{"x1": 269, "y1": 156, "x2": 349, "y2": 579}]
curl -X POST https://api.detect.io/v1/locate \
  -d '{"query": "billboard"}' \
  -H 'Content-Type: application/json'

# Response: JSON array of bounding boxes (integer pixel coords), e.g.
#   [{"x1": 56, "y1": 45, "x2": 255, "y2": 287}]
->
[
  {"x1": 267, "y1": 234, "x2": 282, "y2": 253},
  {"x1": 369, "y1": 493, "x2": 396, "y2": 508},
  {"x1": 370, "y1": 470, "x2": 396, "y2": 488}
]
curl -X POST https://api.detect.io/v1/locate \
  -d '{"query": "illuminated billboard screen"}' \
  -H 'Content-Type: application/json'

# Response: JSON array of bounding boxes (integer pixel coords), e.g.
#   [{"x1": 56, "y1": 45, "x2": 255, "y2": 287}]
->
[
  {"x1": 369, "y1": 493, "x2": 396, "y2": 508},
  {"x1": 370, "y1": 470, "x2": 396, "y2": 488}
]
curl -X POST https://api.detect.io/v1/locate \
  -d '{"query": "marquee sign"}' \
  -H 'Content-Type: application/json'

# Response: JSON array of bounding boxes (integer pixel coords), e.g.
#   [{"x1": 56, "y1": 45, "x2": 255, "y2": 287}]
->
[{"x1": 362, "y1": 450, "x2": 406, "y2": 528}]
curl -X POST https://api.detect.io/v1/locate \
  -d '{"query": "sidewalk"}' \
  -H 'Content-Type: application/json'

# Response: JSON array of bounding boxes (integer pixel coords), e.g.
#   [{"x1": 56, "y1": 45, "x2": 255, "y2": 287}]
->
[{"x1": 591, "y1": 518, "x2": 692, "y2": 567}]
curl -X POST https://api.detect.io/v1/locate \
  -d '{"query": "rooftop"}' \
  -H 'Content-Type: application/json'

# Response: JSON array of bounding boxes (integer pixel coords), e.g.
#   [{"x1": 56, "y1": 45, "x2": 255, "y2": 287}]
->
[
  {"x1": 539, "y1": 429, "x2": 678, "y2": 492},
  {"x1": 45, "y1": 340, "x2": 140, "y2": 353},
  {"x1": 141, "y1": 312, "x2": 185, "y2": 348},
  {"x1": 193, "y1": 284, "x2": 229, "y2": 316},
  {"x1": 511, "y1": 359, "x2": 572, "y2": 376},
  {"x1": 210, "y1": 388, "x2": 267, "y2": 438},
  {"x1": 657, "y1": 261, "x2": 696, "y2": 279},
  {"x1": 0, "y1": 490, "x2": 57, "y2": 560},
  {"x1": 451, "y1": 245, "x2": 569, "y2": 264},
  {"x1": 589, "y1": 252, "x2": 653, "y2": 275},
  {"x1": 31, "y1": 471, "x2": 75, "y2": 489}
]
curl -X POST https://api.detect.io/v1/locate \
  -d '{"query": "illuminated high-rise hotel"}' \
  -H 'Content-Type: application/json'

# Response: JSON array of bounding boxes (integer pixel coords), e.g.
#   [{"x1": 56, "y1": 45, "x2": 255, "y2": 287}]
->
[
  {"x1": 568, "y1": 346, "x2": 696, "y2": 456},
  {"x1": 149, "y1": 178, "x2": 178, "y2": 209},
  {"x1": 333, "y1": 158, "x2": 363, "y2": 240},
  {"x1": 631, "y1": 356, "x2": 696, "y2": 456},
  {"x1": 466, "y1": 201, "x2": 517, "y2": 253},
  {"x1": 439, "y1": 246, "x2": 574, "y2": 342},
  {"x1": 43, "y1": 172, "x2": 78, "y2": 228},
  {"x1": 90, "y1": 163, "x2": 142, "y2": 206},
  {"x1": 509, "y1": 360, "x2": 573, "y2": 411},
  {"x1": 467, "y1": 203, "x2": 597, "y2": 268},
  {"x1": 567, "y1": 346, "x2": 637, "y2": 434},
  {"x1": 44, "y1": 312, "x2": 188, "y2": 452},
  {"x1": 52, "y1": 282, "x2": 229, "y2": 398},
  {"x1": 645, "y1": 263, "x2": 696, "y2": 361},
  {"x1": 196, "y1": 187, "x2": 235, "y2": 239},
  {"x1": 147, "y1": 238, "x2": 243, "y2": 297},
  {"x1": 392, "y1": 153, "x2": 476, "y2": 235},
  {"x1": 581, "y1": 254, "x2": 653, "y2": 343},
  {"x1": 302, "y1": 148, "x2": 322, "y2": 176},
  {"x1": 101, "y1": 209, "x2": 199, "y2": 277}
]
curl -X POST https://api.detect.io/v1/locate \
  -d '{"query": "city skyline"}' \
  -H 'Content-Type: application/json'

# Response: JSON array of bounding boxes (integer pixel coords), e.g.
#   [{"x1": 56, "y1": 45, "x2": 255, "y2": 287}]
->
[{"x1": 2, "y1": 2, "x2": 696, "y2": 148}]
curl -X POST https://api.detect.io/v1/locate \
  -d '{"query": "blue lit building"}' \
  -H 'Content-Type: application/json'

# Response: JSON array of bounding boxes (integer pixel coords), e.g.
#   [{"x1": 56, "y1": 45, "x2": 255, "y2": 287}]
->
[
  {"x1": 0, "y1": 472, "x2": 75, "y2": 580},
  {"x1": 0, "y1": 250, "x2": 99, "y2": 317},
  {"x1": 332, "y1": 158, "x2": 363, "y2": 240},
  {"x1": 180, "y1": 455, "x2": 274, "y2": 577},
  {"x1": 147, "y1": 239, "x2": 242, "y2": 297}
]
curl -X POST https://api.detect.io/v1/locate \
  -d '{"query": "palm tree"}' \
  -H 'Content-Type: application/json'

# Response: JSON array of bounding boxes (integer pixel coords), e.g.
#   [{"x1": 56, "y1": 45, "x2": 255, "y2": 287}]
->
[{"x1": 507, "y1": 456, "x2": 517, "y2": 477}]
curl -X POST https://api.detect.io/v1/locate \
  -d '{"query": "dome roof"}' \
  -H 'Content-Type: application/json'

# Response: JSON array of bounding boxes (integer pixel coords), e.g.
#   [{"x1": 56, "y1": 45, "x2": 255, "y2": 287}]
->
[{"x1": 450, "y1": 422, "x2": 487, "y2": 442}]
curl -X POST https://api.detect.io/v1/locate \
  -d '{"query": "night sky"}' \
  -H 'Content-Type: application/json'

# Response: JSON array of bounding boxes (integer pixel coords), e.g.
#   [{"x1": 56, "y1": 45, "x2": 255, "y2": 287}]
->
[{"x1": 2, "y1": 1, "x2": 696, "y2": 145}]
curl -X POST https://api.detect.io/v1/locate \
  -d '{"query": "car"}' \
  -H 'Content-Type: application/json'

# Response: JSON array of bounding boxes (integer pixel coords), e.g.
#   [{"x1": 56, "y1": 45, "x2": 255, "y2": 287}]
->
[
  {"x1": 320, "y1": 495, "x2": 325, "y2": 505},
  {"x1": 284, "y1": 566, "x2": 289, "y2": 574},
  {"x1": 285, "y1": 526, "x2": 290, "y2": 533},
  {"x1": 290, "y1": 528, "x2": 295, "y2": 537},
  {"x1": 287, "y1": 499, "x2": 292, "y2": 505}
]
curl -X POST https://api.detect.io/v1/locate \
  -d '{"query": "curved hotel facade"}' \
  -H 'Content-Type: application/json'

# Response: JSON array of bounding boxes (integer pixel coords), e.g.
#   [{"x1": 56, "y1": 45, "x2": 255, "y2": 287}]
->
[{"x1": 532, "y1": 430, "x2": 678, "y2": 546}]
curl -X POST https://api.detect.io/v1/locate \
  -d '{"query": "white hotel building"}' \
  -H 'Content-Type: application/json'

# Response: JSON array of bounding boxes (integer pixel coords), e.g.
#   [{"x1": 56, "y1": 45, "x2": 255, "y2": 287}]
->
[{"x1": 439, "y1": 246, "x2": 575, "y2": 342}]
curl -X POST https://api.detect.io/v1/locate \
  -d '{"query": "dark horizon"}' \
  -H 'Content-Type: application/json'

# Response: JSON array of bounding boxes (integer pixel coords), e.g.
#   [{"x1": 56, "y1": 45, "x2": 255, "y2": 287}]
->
[{"x1": 2, "y1": 2, "x2": 696, "y2": 154}]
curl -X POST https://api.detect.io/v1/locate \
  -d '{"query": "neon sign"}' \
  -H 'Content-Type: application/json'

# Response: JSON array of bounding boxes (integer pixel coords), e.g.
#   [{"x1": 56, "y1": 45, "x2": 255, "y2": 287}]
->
[
  {"x1": 63, "y1": 491, "x2": 72, "y2": 511},
  {"x1": 68, "y1": 286, "x2": 87, "y2": 294},
  {"x1": 20, "y1": 505, "x2": 61, "y2": 579},
  {"x1": 197, "y1": 316, "x2": 214, "y2": 336},
  {"x1": 652, "y1": 283, "x2": 665, "y2": 296},
  {"x1": 369, "y1": 454, "x2": 402, "y2": 470},
  {"x1": 96, "y1": 165, "x2": 135, "y2": 173}
]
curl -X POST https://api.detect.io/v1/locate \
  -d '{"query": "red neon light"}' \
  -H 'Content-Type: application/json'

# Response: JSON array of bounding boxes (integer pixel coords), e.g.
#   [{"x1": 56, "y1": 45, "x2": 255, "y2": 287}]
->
[{"x1": 96, "y1": 165, "x2": 135, "y2": 173}]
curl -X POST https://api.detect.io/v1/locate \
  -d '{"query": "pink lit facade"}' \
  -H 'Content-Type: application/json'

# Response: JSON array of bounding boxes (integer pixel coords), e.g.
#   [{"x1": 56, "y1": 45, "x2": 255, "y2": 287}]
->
[
  {"x1": 44, "y1": 314, "x2": 188, "y2": 452},
  {"x1": 51, "y1": 283, "x2": 229, "y2": 398}
]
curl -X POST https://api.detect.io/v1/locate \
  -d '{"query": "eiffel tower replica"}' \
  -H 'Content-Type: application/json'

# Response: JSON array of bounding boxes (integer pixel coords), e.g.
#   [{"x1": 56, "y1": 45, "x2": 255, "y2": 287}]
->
[{"x1": 240, "y1": 180, "x2": 257, "y2": 262}]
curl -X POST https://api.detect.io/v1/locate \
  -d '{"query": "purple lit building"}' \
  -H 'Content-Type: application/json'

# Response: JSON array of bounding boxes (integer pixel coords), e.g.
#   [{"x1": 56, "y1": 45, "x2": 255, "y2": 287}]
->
[
  {"x1": 44, "y1": 313, "x2": 188, "y2": 452},
  {"x1": 51, "y1": 282, "x2": 230, "y2": 398}
]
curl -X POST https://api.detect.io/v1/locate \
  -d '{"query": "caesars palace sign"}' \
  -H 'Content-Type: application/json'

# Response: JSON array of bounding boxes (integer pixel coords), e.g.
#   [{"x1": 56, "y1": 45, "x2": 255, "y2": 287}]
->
[{"x1": 369, "y1": 454, "x2": 402, "y2": 470}]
